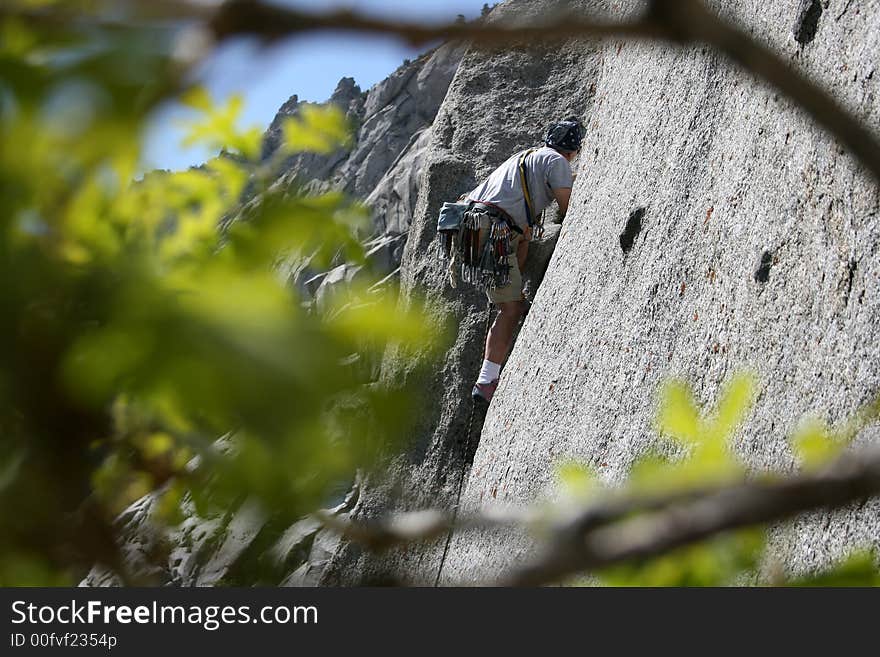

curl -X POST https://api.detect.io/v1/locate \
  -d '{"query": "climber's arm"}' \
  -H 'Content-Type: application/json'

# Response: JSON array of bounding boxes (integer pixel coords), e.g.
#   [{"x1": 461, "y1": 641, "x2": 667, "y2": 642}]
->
[{"x1": 553, "y1": 186, "x2": 572, "y2": 217}]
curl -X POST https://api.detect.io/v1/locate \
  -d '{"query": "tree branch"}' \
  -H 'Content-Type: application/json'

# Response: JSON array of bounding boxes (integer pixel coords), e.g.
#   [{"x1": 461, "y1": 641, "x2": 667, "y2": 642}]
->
[
  {"x1": 202, "y1": 0, "x2": 880, "y2": 183},
  {"x1": 505, "y1": 447, "x2": 880, "y2": 586},
  {"x1": 316, "y1": 448, "x2": 880, "y2": 586},
  {"x1": 312, "y1": 505, "x2": 532, "y2": 551},
  {"x1": 208, "y1": 0, "x2": 662, "y2": 46},
  {"x1": 8, "y1": 2, "x2": 878, "y2": 181}
]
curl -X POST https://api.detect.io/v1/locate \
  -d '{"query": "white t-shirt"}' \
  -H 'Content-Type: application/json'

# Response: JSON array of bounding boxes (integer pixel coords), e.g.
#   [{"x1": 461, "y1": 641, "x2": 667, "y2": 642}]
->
[{"x1": 467, "y1": 145, "x2": 573, "y2": 230}]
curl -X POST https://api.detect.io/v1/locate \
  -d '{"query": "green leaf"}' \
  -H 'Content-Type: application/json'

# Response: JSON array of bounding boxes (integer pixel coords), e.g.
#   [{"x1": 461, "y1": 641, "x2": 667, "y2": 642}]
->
[
  {"x1": 179, "y1": 92, "x2": 262, "y2": 160},
  {"x1": 282, "y1": 104, "x2": 352, "y2": 154},
  {"x1": 600, "y1": 529, "x2": 765, "y2": 587},
  {"x1": 555, "y1": 460, "x2": 598, "y2": 500},
  {"x1": 0, "y1": 17, "x2": 39, "y2": 58},
  {"x1": 656, "y1": 379, "x2": 701, "y2": 444},
  {"x1": 709, "y1": 371, "x2": 756, "y2": 441},
  {"x1": 787, "y1": 550, "x2": 880, "y2": 586},
  {"x1": 62, "y1": 327, "x2": 156, "y2": 406},
  {"x1": 180, "y1": 85, "x2": 212, "y2": 112},
  {"x1": 791, "y1": 417, "x2": 840, "y2": 467}
]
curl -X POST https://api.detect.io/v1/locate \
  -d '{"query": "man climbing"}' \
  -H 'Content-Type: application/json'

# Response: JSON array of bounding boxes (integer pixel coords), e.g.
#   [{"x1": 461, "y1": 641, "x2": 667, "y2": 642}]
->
[{"x1": 469, "y1": 117, "x2": 583, "y2": 403}]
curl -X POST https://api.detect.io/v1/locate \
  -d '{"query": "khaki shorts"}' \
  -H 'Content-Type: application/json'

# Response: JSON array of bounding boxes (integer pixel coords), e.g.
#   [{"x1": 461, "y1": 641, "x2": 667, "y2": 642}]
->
[{"x1": 487, "y1": 233, "x2": 524, "y2": 305}]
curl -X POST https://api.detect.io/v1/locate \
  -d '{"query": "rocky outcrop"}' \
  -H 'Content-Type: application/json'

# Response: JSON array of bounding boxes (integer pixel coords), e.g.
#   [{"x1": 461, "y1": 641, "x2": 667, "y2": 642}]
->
[
  {"x1": 261, "y1": 76, "x2": 365, "y2": 164},
  {"x1": 83, "y1": 37, "x2": 465, "y2": 588},
  {"x1": 365, "y1": 127, "x2": 432, "y2": 235},
  {"x1": 267, "y1": 43, "x2": 466, "y2": 307},
  {"x1": 328, "y1": 42, "x2": 465, "y2": 202},
  {"x1": 266, "y1": 43, "x2": 466, "y2": 239}
]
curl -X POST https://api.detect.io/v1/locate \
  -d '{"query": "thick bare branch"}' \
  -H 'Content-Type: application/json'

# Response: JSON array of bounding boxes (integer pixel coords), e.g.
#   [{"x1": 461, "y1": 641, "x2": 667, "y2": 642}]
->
[
  {"x1": 202, "y1": 0, "x2": 880, "y2": 183},
  {"x1": 312, "y1": 506, "x2": 532, "y2": 551},
  {"x1": 506, "y1": 447, "x2": 880, "y2": 586},
  {"x1": 315, "y1": 448, "x2": 880, "y2": 586},
  {"x1": 7, "y1": 1, "x2": 878, "y2": 180},
  {"x1": 208, "y1": 0, "x2": 661, "y2": 46}
]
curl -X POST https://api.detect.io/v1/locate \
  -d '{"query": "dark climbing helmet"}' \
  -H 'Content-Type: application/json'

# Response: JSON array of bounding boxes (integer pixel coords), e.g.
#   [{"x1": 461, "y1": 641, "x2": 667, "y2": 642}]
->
[{"x1": 545, "y1": 116, "x2": 585, "y2": 152}]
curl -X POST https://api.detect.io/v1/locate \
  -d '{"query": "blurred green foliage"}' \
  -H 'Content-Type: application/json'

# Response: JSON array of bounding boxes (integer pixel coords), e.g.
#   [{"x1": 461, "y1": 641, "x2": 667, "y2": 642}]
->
[
  {"x1": 283, "y1": 104, "x2": 353, "y2": 155},
  {"x1": 556, "y1": 373, "x2": 880, "y2": 586},
  {"x1": 0, "y1": 2, "x2": 442, "y2": 584},
  {"x1": 790, "y1": 396, "x2": 880, "y2": 469},
  {"x1": 787, "y1": 550, "x2": 880, "y2": 586}
]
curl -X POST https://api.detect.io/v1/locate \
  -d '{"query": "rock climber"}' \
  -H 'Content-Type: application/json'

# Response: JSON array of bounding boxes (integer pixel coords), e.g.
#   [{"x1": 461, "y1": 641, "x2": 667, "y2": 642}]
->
[{"x1": 468, "y1": 117, "x2": 583, "y2": 403}]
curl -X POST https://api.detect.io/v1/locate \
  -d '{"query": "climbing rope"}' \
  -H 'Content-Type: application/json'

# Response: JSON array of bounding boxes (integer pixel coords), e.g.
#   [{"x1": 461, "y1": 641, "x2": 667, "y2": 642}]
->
[{"x1": 434, "y1": 298, "x2": 493, "y2": 587}]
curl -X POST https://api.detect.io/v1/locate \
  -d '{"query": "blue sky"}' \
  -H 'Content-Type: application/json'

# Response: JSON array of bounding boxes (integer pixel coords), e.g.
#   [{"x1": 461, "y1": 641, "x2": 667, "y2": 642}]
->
[{"x1": 143, "y1": 0, "x2": 492, "y2": 171}]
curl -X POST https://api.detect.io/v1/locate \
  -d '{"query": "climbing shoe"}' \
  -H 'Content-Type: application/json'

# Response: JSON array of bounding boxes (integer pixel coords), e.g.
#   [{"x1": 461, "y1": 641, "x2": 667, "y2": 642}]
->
[{"x1": 472, "y1": 378, "x2": 499, "y2": 404}]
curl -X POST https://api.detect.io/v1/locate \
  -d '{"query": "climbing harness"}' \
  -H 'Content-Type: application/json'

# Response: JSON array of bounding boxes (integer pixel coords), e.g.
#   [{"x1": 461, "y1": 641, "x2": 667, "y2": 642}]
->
[{"x1": 438, "y1": 201, "x2": 517, "y2": 291}]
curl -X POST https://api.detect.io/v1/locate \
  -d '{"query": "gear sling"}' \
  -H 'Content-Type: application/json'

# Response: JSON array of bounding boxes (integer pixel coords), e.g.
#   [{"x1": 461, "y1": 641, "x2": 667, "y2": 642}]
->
[{"x1": 436, "y1": 149, "x2": 543, "y2": 290}]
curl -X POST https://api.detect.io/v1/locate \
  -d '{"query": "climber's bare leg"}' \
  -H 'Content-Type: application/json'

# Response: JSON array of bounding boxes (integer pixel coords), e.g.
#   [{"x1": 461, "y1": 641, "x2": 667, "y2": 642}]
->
[{"x1": 486, "y1": 300, "x2": 523, "y2": 365}]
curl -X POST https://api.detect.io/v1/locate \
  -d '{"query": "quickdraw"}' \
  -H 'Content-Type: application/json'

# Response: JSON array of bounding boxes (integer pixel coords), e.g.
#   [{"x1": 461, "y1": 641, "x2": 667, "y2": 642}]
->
[{"x1": 460, "y1": 206, "x2": 512, "y2": 290}]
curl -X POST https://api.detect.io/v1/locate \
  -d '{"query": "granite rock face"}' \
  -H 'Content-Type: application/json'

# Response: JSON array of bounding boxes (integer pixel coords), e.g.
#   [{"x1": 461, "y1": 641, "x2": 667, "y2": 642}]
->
[
  {"x1": 88, "y1": 0, "x2": 880, "y2": 587},
  {"x1": 317, "y1": 0, "x2": 607, "y2": 585},
  {"x1": 439, "y1": 0, "x2": 880, "y2": 583},
  {"x1": 330, "y1": 42, "x2": 465, "y2": 202}
]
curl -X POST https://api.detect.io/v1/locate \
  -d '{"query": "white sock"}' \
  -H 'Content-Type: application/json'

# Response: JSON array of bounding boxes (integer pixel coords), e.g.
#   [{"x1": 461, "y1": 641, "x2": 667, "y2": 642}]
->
[{"x1": 477, "y1": 359, "x2": 501, "y2": 384}]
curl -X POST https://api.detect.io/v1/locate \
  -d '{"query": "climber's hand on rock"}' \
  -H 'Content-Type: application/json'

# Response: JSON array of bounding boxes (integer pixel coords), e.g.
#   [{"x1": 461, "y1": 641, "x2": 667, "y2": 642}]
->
[{"x1": 524, "y1": 226, "x2": 533, "y2": 241}]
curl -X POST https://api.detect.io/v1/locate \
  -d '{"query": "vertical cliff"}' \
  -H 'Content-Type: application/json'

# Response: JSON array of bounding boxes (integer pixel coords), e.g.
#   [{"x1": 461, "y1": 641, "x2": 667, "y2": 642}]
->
[
  {"x1": 440, "y1": 0, "x2": 880, "y2": 583},
  {"x1": 319, "y1": 0, "x2": 610, "y2": 585}
]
